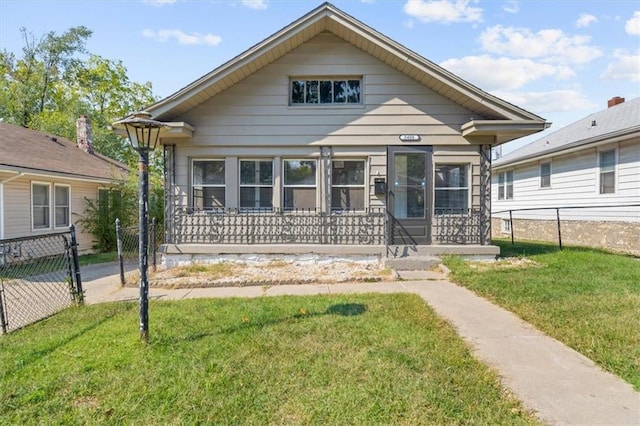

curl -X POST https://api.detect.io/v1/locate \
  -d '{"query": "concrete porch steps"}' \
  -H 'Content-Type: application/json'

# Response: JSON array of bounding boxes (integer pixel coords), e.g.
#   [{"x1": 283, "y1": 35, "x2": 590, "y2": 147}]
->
[{"x1": 384, "y1": 255, "x2": 441, "y2": 272}]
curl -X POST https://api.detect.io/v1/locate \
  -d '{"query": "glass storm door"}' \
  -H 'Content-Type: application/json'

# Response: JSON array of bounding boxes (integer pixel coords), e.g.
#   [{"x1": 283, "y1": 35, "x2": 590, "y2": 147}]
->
[{"x1": 387, "y1": 146, "x2": 432, "y2": 245}]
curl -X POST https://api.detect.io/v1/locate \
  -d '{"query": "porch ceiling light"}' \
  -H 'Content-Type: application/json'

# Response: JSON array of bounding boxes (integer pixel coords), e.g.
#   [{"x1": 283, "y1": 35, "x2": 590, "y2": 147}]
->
[{"x1": 112, "y1": 111, "x2": 166, "y2": 152}]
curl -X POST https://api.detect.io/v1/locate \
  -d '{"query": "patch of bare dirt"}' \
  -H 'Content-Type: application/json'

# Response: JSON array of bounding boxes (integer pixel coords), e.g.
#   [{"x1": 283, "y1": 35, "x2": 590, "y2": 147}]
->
[
  {"x1": 467, "y1": 257, "x2": 541, "y2": 271},
  {"x1": 144, "y1": 261, "x2": 394, "y2": 289}
]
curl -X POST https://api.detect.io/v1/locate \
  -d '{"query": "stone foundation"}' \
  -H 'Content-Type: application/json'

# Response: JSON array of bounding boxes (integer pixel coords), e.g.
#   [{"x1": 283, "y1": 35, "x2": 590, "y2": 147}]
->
[{"x1": 491, "y1": 218, "x2": 640, "y2": 256}]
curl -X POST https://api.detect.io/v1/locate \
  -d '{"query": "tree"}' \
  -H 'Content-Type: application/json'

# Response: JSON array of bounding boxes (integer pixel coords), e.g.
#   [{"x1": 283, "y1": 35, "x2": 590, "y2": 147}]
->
[
  {"x1": 1, "y1": 27, "x2": 158, "y2": 166},
  {"x1": 0, "y1": 26, "x2": 92, "y2": 127}
]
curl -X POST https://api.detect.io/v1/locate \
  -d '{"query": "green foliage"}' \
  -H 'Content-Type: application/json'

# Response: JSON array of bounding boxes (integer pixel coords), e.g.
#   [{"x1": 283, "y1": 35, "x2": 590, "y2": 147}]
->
[
  {"x1": 0, "y1": 27, "x2": 158, "y2": 167},
  {"x1": 445, "y1": 241, "x2": 640, "y2": 390},
  {"x1": 76, "y1": 170, "x2": 164, "y2": 252},
  {"x1": 0, "y1": 295, "x2": 538, "y2": 424}
]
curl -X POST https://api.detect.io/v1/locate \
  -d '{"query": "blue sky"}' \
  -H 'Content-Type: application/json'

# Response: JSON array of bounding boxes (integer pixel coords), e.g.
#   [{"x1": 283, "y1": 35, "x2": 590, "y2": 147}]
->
[{"x1": 1, "y1": 0, "x2": 639, "y2": 153}]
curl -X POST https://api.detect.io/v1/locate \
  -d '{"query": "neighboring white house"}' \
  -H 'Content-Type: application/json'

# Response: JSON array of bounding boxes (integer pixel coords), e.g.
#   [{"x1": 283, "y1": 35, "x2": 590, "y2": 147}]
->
[
  {"x1": 143, "y1": 3, "x2": 549, "y2": 261},
  {"x1": 492, "y1": 96, "x2": 640, "y2": 254},
  {"x1": 0, "y1": 117, "x2": 128, "y2": 253}
]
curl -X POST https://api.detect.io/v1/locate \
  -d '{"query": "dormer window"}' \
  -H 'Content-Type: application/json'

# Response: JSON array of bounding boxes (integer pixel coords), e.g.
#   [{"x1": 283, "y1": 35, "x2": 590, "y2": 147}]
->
[{"x1": 290, "y1": 78, "x2": 361, "y2": 105}]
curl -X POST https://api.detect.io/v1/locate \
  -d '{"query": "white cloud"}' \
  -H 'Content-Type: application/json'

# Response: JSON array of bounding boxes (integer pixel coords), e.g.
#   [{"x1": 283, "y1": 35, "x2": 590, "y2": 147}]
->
[
  {"x1": 441, "y1": 55, "x2": 574, "y2": 91},
  {"x1": 494, "y1": 90, "x2": 595, "y2": 114},
  {"x1": 625, "y1": 11, "x2": 640, "y2": 35},
  {"x1": 503, "y1": 0, "x2": 518, "y2": 14},
  {"x1": 241, "y1": 0, "x2": 267, "y2": 10},
  {"x1": 142, "y1": 29, "x2": 222, "y2": 46},
  {"x1": 576, "y1": 13, "x2": 597, "y2": 28},
  {"x1": 600, "y1": 49, "x2": 640, "y2": 82},
  {"x1": 142, "y1": 0, "x2": 176, "y2": 6},
  {"x1": 403, "y1": 0, "x2": 482, "y2": 24},
  {"x1": 479, "y1": 25, "x2": 602, "y2": 64}
]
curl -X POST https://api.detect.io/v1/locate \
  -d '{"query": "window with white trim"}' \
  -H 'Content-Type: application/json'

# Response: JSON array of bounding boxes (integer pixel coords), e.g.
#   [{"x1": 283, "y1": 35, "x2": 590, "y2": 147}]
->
[
  {"x1": 290, "y1": 78, "x2": 361, "y2": 105},
  {"x1": 540, "y1": 162, "x2": 551, "y2": 188},
  {"x1": 599, "y1": 150, "x2": 615, "y2": 194},
  {"x1": 501, "y1": 219, "x2": 511, "y2": 233},
  {"x1": 331, "y1": 160, "x2": 366, "y2": 211},
  {"x1": 192, "y1": 160, "x2": 225, "y2": 209},
  {"x1": 240, "y1": 159, "x2": 273, "y2": 210},
  {"x1": 283, "y1": 160, "x2": 317, "y2": 210},
  {"x1": 32, "y1": 183, "x2": 51, "y2": 229},
  {"x1": 498, "y1": 170, "x2": 514, "y2": 200},
  {"x1": 434, "y1": 164, "x2": 469, "y2": 213},
  {"x1": 54, "y1": 185, "x2": 70, "y2": 227}
]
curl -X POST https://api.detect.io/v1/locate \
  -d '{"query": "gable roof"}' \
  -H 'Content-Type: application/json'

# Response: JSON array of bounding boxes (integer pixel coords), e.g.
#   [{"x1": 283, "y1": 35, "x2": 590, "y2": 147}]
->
[
  {"x1": 148, "y1": 2, "x2": 547, "y2": 143},
  {"x1": 0, "y1": 122, "x2": 129, "y2": 182},
  {"x1": 494, "y1": 97, "x2": 640, "y2": 168}
]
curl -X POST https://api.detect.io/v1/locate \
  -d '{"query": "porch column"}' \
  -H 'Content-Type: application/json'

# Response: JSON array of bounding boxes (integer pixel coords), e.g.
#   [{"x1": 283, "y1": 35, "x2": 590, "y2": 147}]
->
[
  {"x1": 163, "y1": 144, "x2": 176, "y2": 243},
  {"x1": 320, "y1": 146, "x2": 332, "y2": 213},
  {"x1": 479, "y1": 144, "x2": 492, "y2": 245}
]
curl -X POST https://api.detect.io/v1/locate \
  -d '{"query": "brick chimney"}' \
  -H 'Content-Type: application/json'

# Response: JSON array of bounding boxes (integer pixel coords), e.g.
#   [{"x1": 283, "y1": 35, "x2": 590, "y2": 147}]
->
[
  {"x1": 76, "y1": 115, "x2": 95, "y2": 154},
  {"x1": 607, "y1": 96, "x2": 625, "y2": 108}
]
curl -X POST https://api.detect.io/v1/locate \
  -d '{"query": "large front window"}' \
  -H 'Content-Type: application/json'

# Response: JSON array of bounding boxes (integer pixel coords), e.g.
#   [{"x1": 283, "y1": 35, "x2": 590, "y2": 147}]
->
[
  {"x1": 331, "y1": 160, "x2": 365, "y2": 211},
  {"x1": 283, "y1": 160, "x2": 317, "y2": 209},
  {"x1": 32, "y1": 183, "x2": 50, "y2": 229},
  {"x1": 240, "y1": 160, "x2": 273, "y2": 210},
  {"x1": 290, "y1": 78, "x2": 361, "y2": 105},
  {"x1": 435, "y1": 164, "x2": 469, "y2": 213},
  {"x1": 192, "y1": 160, "x2": 225, "y2": 209}
]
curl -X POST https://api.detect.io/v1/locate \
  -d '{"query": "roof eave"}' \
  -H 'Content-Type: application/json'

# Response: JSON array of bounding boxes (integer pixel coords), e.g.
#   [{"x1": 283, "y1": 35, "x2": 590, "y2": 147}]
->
[
  {"x1": 462, "y1": 119, "x2": 551, "y2": 146},
  {"x1": 146, "y1": 3, "x2": 546, "y2": 123},
  {"x1": 493, "y1": 126, "x2": 640, "y2": 169}
]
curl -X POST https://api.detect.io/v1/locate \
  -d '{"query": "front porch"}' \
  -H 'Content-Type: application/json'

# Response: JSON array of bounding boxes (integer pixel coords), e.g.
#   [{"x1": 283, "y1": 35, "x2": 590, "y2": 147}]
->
[{"x1": 160, "y1": 207, "x2": 499, "y2": 268}]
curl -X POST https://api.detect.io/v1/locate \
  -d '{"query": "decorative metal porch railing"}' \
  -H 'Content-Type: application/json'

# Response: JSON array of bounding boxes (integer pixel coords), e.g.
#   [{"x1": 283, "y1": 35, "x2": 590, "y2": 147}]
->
[
  {"x1": 169, "y1": 208, "x2": 387, "y2": 245},
  {"x1": 432, "y1": 208, "x2": 483, "y2": 244}
]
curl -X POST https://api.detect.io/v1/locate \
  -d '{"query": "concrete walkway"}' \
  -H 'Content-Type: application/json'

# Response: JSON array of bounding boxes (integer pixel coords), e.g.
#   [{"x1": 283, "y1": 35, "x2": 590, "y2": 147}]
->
[{"x1": 81, "y1": 264, "x2": 640, "y2": 425}]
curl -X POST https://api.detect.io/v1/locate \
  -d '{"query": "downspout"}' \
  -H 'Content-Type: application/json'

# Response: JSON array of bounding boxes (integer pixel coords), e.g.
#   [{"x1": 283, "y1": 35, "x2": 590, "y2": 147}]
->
[{"x1": 0, "y1": 172, "x2": 25, "y2": 239}]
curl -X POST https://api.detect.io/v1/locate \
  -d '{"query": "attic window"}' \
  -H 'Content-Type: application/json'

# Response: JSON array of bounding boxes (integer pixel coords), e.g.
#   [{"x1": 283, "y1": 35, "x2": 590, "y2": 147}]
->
[{"x1": 290, "y1": 78, "x2": 361, "y2": 105}]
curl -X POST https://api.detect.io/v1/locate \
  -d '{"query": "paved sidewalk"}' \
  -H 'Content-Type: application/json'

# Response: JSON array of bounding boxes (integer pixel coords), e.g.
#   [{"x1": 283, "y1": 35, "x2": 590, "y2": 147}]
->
[{"x1": 81, "y1": 265, "x2": 640, "y2": 425}]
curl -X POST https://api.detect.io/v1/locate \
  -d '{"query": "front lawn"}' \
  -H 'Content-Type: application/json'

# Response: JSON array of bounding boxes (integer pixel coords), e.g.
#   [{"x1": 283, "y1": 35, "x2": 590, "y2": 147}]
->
[
  {"x1": 445, "y1": 240, "x2": 640, "y2": 390},
  {"x1": 1, "y1": 294, "x2": 537, "y2": 424}
]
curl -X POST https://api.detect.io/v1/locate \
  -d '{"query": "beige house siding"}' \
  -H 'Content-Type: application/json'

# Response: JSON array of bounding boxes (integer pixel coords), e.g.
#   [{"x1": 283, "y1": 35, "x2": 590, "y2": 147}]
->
[
  {"x1": 166, "y1": 33, "x2": 489, "y2": 214},
  {"x1": 1, "y1": 174, "x2": 104, "y2": 253}
]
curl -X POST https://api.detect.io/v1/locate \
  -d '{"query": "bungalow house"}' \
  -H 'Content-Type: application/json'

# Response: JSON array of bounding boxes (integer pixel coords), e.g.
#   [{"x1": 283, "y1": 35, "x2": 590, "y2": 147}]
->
[
  {"x1": 0, "y1": 117, "x2": 128, "y2": 254},
  {"x1": 146, "y1": 3, "x2": 548, "y2": 264},
  {"x1": 492, "y1": 96, "x2": 640, "y2": 255}
]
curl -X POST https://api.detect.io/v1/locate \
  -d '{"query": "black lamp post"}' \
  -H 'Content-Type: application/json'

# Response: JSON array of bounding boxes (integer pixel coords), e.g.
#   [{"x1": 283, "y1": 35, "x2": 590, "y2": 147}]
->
[{"x1": 112, "y1": 111, "x2": 166, "y2": 341}]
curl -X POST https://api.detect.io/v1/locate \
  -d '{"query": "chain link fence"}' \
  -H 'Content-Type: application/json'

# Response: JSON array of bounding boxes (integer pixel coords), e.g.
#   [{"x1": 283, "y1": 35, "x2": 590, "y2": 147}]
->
[
  {"x1": 492, "y1": 204, "x2": 640, "y2": 255},
  {"x1": 0, "y1": 227, "x2": 83, "y2": 334},
  {"x1": 115, "y1": 218, "x2": 164, "y2": 286}
]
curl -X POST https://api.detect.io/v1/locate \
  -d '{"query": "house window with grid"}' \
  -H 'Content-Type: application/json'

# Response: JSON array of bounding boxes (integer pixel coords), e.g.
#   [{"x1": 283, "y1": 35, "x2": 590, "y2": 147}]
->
[
  {"x1": 192, "y1": 160, "x2": 225, "y2": 210},
  {"x1": 331, "y1": 160, "x2": 366, "y2": 211},
  {"x1": 498, "y1": 170, "x2": 514, "y2": 200},
  {"x1": 54, "y1": 185, "x2": 70, "y2": 227},
  {"x1": 240, "y1": 160, "x2": 273, "y2": 210},
  {"x1": 283, "y1": 160, "x2": 317, "y2": 210},
  {"x1": 32, "y1": 183, "x2": 51, "y2": 229},
  {"x1": 540, "y1": 162, "x2": 551, "y2": 188},
  {"x1": 599, "y1": 150, "x2": 615, "y2": 194},
  {"x1": 290, "y1": 78, "x2": 361, "y2": 105},
  {"x1": 434, "y1": 164, "x2": 469, "y2": 213}
]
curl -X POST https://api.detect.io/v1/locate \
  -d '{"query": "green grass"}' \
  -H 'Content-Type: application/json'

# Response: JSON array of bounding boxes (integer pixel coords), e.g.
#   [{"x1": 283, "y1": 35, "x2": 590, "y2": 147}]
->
[
  {"x1": 1, "y1": 294, "x2": 538, "y2": 424},
  {"x1": 445, "y1": 240, "x2": 640, "y2": 390},
  {"x1": 78, "y1": 251, "x2": 118, "y2": 266}
]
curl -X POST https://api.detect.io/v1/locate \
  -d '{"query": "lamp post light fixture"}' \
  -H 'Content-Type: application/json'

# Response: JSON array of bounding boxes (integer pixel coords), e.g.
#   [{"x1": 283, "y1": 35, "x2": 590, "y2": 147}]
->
[{"x1": 112, "y1": 111, "x2": 166, "y2": 341}]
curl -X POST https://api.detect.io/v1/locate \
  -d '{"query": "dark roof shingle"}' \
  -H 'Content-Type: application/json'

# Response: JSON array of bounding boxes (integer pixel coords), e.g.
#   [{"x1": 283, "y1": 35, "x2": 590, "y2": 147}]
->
[{"x1": 0, "y1": 122, "x2": 128, "y2": 181}]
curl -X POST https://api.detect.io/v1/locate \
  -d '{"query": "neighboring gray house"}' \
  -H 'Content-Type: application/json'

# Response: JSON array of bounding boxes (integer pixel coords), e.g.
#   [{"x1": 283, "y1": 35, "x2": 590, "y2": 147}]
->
[
  {"x1": 146, "y1": 3, "x2": 548, "y2": 262},
  {"x1": 0, "y1": 117, "x2": 128, "y2": 253},
  {"x1": 492, "y1": 96, "x2": 640, "y2": 255}
]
